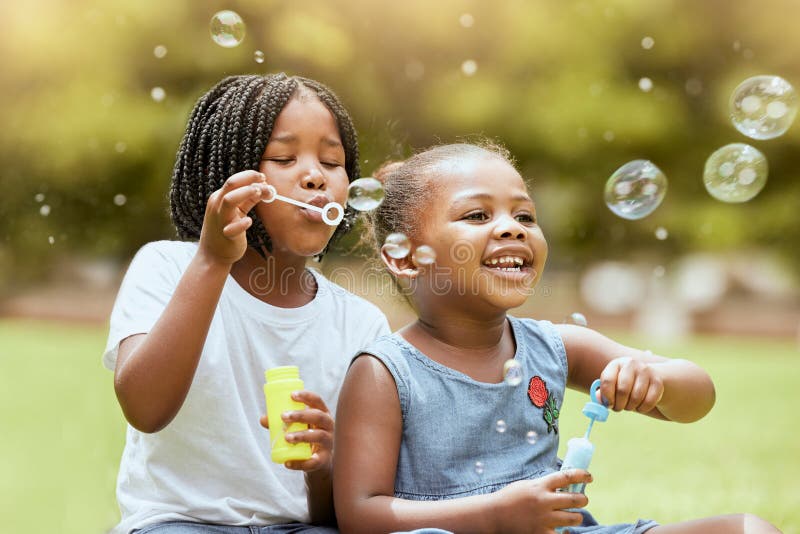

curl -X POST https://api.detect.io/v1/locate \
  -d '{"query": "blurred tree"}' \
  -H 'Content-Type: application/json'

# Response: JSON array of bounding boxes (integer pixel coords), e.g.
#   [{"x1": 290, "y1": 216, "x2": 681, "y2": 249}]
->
[{"x1": 1, "y1": 0, "x2": 799, "y2": 293}]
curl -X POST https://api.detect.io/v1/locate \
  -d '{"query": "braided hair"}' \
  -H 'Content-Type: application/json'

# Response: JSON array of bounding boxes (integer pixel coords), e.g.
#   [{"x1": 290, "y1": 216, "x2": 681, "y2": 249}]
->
[{"x1": 169, "y1": 73, "x2": 360, "y2": 258}]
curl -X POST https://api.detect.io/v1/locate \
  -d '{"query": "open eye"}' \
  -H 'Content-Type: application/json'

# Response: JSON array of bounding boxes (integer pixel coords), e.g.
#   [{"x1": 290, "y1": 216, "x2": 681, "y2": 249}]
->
[
  {"x1": 515, "y1": 212, "x2": 536, "y2": 224},
  {"x1": 463, "y1": 210, "x2": 489, "y2": 222}
]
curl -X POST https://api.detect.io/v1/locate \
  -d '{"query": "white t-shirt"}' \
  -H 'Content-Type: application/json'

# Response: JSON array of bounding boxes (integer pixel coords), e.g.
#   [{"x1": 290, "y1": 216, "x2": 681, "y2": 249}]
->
[{"x1": 103, "y1": 240, "x2": 390, "y2": 534}]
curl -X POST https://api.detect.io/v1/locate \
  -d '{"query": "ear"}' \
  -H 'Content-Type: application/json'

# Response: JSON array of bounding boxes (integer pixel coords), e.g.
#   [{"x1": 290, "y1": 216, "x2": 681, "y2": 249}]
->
[{"x1": 380, "y1": 244, "x2": 418, "y2": 280}]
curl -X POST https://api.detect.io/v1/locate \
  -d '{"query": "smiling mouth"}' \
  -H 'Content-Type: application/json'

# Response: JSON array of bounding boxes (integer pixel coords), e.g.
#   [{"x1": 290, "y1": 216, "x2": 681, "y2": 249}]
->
[{"x1": 482, "y1": 256, "x2": 529, "y2": 272}]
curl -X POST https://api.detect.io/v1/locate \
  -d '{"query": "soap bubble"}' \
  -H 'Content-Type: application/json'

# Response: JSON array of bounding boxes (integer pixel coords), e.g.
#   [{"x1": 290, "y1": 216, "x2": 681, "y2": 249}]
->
[
  {"x1": 150, "y1": 87, "x2": 166, "y2": 102},
  {"x1": 567, "y1": 312, "x2": 588, "y2": 327},
  {"x1": 412, "y1": 245, "x2": 437, "y2": 267},
  {"x1": 254, "y1": 50, "x2": 265, "y2": 64},
  {"x1": 703, "y1": 143, "x2": 768, "y2": 203},
  {"x1": 639, "y1": 77, "x2": 653, "y2": 92},
  {"x1": 347, "y1": 177, "x2": 384, "y2": 211},
  {"x1": 495, "y1": 420, "x2": 507, "y2": 433},
  {"x1": 39, "y1": 205, "x2": 51, "y2": 216},
  {"x1": 35, "y1": 193, "x2": 45, "y2": 202},
  {"x1": 502, "y1": 359, "x2": 523, "y2": 386},
  {"x1": 526, "y1": 430, "x2": 538, "y2": 445},
  {"x1": 459, "y1": 13, "x2": 474, "y2": 28},
  {"x1": 641, "y1": 36, "x2": 655, "y2": 50},
  {"x1": 210, "y1": 10, "x2": 246, "y2": 48},
  {"x1": 114, "y1": 194, "x2": 127, "y2": 206},
  {"x1": 384, "y1": 233, "x2": 411, "y2": 259},
  {"x1": 655, "y1": 227, "x2": 668, "y2": 240},
  {"x1": 474, "y1": 461, "x2": 484, "y2": 475},
  {"x1": 461, "y1": 59, "x2": 478, "y2": 76},
  {"x1": 730, "y1": 75, "x2": 797, "y2": 140},
  {"x1": 48, "y1": 236, "x2": 55, "y2": 245},
  {"x1": 153, "y1": 45, "x2": 167, "y2": 59},
  {"x1": 604, "y1": 160, "x2": 667, "y2": 220}
]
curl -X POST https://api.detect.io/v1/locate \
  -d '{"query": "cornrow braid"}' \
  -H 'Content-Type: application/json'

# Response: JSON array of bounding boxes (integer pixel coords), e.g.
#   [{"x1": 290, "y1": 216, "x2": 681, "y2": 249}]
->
[{"x1": 169, "y1": 73, "x2": 361, "y2": 259}]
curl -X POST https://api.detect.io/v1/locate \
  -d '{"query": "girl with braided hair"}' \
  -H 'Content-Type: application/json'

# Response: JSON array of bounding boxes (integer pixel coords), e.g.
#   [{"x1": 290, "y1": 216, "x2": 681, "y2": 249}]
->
[{"x1": 102, "y1": 73, "x2": 389, "y2": 533}]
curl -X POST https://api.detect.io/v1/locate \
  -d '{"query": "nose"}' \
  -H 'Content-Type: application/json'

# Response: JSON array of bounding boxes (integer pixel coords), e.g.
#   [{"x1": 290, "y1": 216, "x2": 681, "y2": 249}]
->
[
  {"x1": 493, "y1": 214, "x2": 526, "y2": 240},
  {"x1": 301, "y1": 166, "x2": 326, "y2": 190}
]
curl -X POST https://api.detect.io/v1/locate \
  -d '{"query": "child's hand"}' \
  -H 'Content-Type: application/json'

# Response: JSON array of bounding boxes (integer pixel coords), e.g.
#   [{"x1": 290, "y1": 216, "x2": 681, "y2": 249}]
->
[
  {"x1": 491, "y1": 469, "x2": 591, "y2": 533},
  {"x1": 599, "y1": 357, "x2": 664, "y2": 413},
  {"x1": 260, "y1": 390, "x2": 334, "y2": 473},
  {"x1": 199, "y1": 170, "x2": 270, "y2": 266}
]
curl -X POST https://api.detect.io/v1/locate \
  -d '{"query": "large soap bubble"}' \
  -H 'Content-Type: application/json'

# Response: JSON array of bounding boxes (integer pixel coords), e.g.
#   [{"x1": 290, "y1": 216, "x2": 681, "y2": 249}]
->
[
  {"x1": 730, "y1": 75, "x2": 797, "y2": 140},
  {"x1": 604, "y1": 160, "x2": 667, "y2": 220},
  {"x1": 703, "y1": 143, "x2": 768, "y2": 203},
  {"x1": 210, "y1": 11, "x2": 246, "y2": 48},
  {"x1": 347, "y1": 178, "x2": 384, "y2": 211}
]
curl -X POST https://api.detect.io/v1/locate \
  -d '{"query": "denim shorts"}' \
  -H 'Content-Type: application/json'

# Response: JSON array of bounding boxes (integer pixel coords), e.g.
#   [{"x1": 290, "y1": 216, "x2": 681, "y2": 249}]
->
[{"x1": 133, "y1": 521, "x2": 338, "y2": 534}]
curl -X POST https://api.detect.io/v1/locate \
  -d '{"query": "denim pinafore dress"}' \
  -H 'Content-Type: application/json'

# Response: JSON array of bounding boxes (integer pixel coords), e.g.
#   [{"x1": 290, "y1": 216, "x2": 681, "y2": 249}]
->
[{"x1": 361, "y1": 316, "x2": 658, "y2": 534}]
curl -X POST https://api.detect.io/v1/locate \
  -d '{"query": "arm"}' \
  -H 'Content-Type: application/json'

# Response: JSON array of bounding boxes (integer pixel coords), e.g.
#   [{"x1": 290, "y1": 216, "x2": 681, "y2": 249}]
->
[
  {"x1": 114, "y1": 171, "x2": 269, "y2": 433},
  {"x1": 558, "y1": 324, "x2": 715, "y2": 423},
  {"x1": 333, "y1": 355, "x2": 591, "y2": 534}
]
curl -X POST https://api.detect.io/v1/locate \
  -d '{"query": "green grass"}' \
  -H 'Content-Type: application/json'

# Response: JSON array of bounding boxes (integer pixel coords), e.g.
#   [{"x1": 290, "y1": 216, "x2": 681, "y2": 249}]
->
[{"x1": 1, "y1": 320, "x2": 797, "y2": 533}]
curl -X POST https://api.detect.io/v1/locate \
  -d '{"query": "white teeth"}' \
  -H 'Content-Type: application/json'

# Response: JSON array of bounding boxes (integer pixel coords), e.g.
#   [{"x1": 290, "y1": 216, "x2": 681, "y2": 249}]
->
[{"x1": 484, "y1": 256, "x2": 526, "y2": 267}]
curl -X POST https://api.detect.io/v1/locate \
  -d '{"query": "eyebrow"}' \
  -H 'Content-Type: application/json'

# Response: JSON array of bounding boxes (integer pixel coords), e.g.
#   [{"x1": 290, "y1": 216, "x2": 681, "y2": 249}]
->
[
  {"x1": 269, "y1": 133, "x2": 343, "y2": 149},
  {"x1": 451, "y1": 192, "x2": 533, "y2": 204}
]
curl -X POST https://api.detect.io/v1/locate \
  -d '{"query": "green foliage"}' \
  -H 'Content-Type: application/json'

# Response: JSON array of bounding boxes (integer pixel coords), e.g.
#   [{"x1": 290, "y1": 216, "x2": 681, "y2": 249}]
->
[{"x1": 1, "y1": 0, "x2": 799, "y2": 289}]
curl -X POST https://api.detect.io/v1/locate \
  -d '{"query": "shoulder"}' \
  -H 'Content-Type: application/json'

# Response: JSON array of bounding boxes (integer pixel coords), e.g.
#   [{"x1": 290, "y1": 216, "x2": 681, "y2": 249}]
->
[
  {"x1": 512, "y1": 316, "x2": 564, "y2": 350},
  {"x1": 312, "y1": 269, "x2": 389, "y2": 324},
  {"x1": 127, "y1": 240, "x2": 198, "y2": 272}
]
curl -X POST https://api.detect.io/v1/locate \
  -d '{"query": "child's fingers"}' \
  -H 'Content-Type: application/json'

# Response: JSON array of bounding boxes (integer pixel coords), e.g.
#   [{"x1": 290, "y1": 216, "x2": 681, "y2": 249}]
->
[
  {"x1": 284, "y1": 452, "x2": 329, "y2": 472},
  {"x1": 222, "y1": 216, "x2": 252, "y2": 238},
  {"x1": 282, "y1": 408, "x2": 333, "y2": 432},
  {"x1": 219, "y1": 184, "x2": 264, "y2": 220},
  {"x1": 599, "y1": 360, "x2": 622, "y2": 408},
  {"x1": 291, "y1": 390, "x2": 330, "y2": 414},
  {"x1": 637, "y1": 381, "x2": 664, "y2": 414},
  {"x1": 610, "y1": 359, "x2": 637, "y2": 411},
  {"x1": 551, "y1": 489, "x2": 589, "y2": 511},
  {"x1": 552, "y1": 509, "x2": 586, "y2": 530},
  {"x1": 259, "y1": 414, "x2": 269, "y2": 429},
  {"x1": 544, "y1": 469, "x2": 593, "y2": 491},
  {"x1": 626, "y1": 376, "x2": 650, "y2": 411},
  {"x1": 286, "y1": 428, "x2": 333, "y2": 450},
  {"x1": 219, "y1": 170, "x2": 266, "y2": 195}
]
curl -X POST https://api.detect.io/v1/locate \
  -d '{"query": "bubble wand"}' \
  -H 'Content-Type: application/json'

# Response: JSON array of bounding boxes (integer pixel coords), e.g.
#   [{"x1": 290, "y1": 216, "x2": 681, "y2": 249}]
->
[
  {"x1": 260, "y1": 184, "x2": 344, "y2": 226},
  {"x1": 559, "y1": 379, "x2": 609, "y2": 493}
]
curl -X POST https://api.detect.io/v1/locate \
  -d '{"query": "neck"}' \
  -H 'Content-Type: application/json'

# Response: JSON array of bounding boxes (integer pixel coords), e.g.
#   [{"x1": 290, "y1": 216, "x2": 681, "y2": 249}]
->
[
  {"x1": 413, "y1": 311, "x2": 507, "y2": 350},
  {"x1": 230, "y1": 247, "x2": 317, "y2": 308}
]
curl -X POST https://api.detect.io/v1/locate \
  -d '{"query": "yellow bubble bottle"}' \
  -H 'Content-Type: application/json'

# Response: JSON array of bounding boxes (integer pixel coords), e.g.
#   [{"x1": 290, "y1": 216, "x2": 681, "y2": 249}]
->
[{"x1": 264, "y1": 366, "x2": 312, "y2": 463}]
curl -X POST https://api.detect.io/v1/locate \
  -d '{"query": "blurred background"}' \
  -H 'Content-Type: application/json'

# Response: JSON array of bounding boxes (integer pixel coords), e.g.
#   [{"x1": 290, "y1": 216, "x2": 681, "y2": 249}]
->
[{"x1": 0, "y1": 0, "x2": 798, "y2": 532}]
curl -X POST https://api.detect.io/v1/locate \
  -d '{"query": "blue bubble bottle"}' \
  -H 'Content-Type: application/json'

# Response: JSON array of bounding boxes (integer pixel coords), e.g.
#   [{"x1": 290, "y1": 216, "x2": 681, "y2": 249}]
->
[{"x1": 559, "y1": 379, "x2": 609, "y2": 493}]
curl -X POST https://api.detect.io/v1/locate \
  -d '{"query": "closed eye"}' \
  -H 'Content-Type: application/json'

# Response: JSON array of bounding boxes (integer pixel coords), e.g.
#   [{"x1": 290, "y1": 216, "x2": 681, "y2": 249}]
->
[
  {"x1": 263, "y1": 157, "x2": 294, "y2": 165},
  {"x1": 322, "y1": 161, "x2": 342, "y2": 168}
]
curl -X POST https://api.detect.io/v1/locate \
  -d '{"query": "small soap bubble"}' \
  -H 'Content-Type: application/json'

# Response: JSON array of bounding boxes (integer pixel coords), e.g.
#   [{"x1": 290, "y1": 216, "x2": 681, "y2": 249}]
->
[
  {"x1": 526, "y1": 430, "x2": 538, "y2": 445},
  {"x1": 459, "y1": 13, "x2": 474, "y2": 28},
  {"x1": 685, "y1": 78, "x2": 703, "y2": 96},
  {"x1": 114, "y1": 142, "x2": 127, "y2": 153},
  {"x1": 730, "y1": 75, "x2": 797, "y2": 140},
  {"x1": 474, "y1": 461, "x2": 484, "y2": 475},
  {"x1": 604, "y1": 160, "x2": 667, "y2": 220},
  {"x1": 703, "y1": 143, "x2": 768, "y2": 203},
  {"x1": 567, "y1": 312, "x2": 588, "y2": 327},
  {"x1": 254, "y1": 50, "x2": 265, "y2": 64},
  {"x1": 502, "y1": 359, "x2": 523, "y2": 386},
  {"x1": 35, "y1": 193, "x2": 45, "y2": 203},
  {"x1": 641, "y1": 36, "x2": 655, "y2": 50},
  {"x1": 412, "y1": 245, "x2": 437, "y2": 267},
  {"x1": 461, "y1": 59, "x2": 478, "y2": 76},
  {"x1": 639, "y1": 77, "x2": 653, "y2": 92},
  {"x1": 347, "y1": 177, "x2": 384, "y2": 211},
  {"x1": 39, "y1": 204, "x2": 51, "y2": 217},
  {"x1": 603, "y1": 130, "x2": 615, "y2": 142},
  {"x1": 150, "y1": 87, "x2": 166, "y2": 102},
  {"x1": 384, "y1": 233, "x2": 411, "y2": 259},
  {"x1": 210, "y1": 10, "x2": 246, "y2": 48},
  {"x1": 48, "y1": 236, "x2": 55, "y2": 245},
  {"x1": 113, "y1": 194, "x2": 127, "y2": 206},
  {"x1": 153, "y1": 45, "x2": 167, "y2": 59},
  {"x1": 495, "y1": 420, "x2": 507, "y2": 433},
  {"x1": 655, "y1": 227, "x2": 668, "y2": 240}
]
